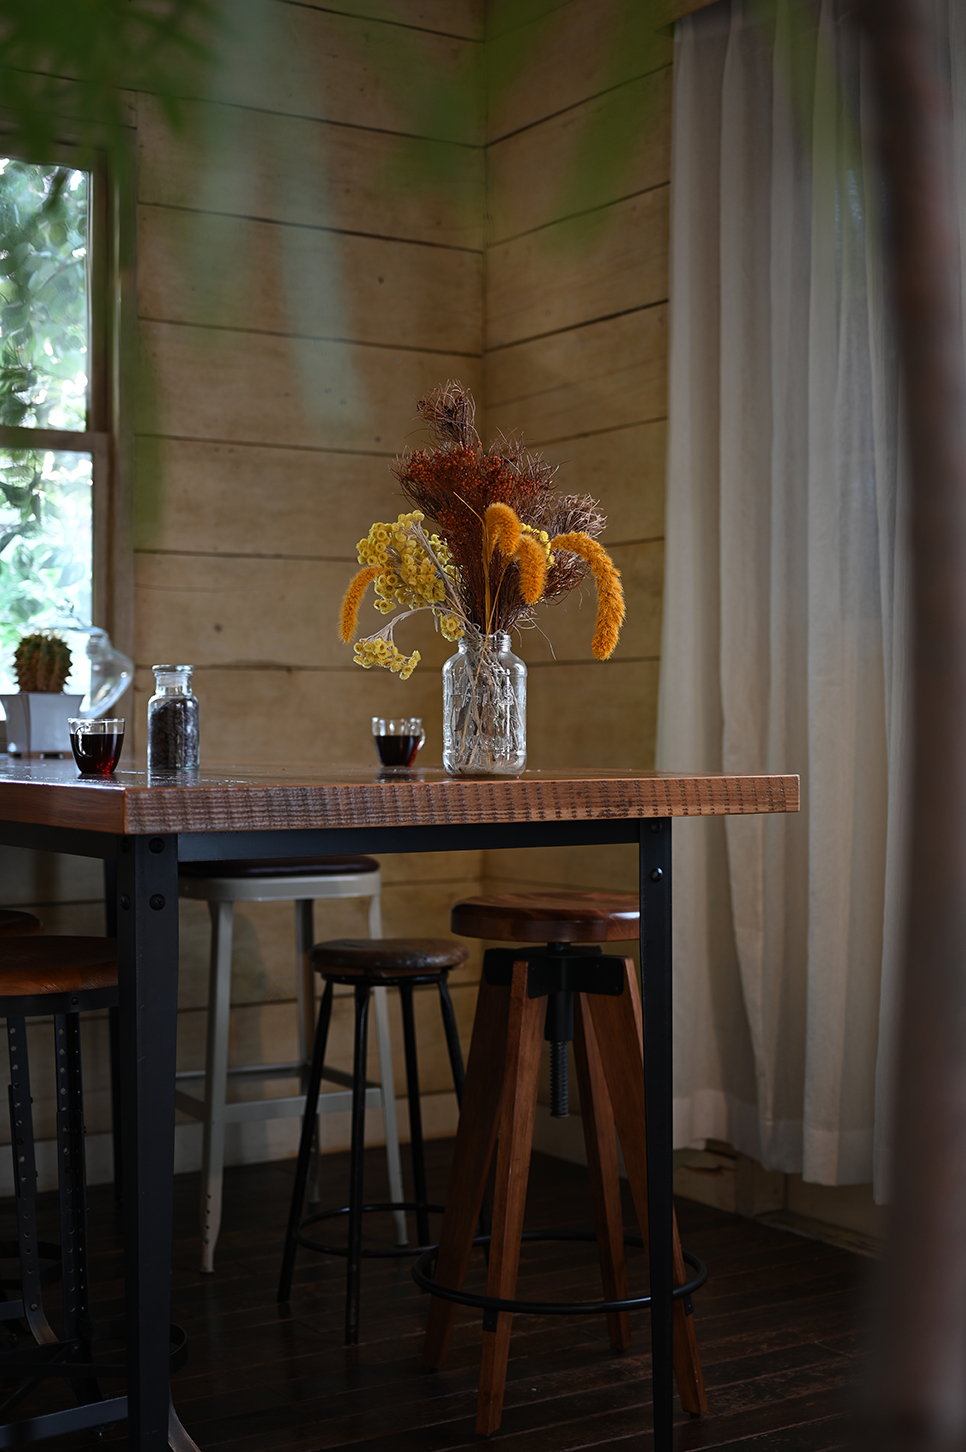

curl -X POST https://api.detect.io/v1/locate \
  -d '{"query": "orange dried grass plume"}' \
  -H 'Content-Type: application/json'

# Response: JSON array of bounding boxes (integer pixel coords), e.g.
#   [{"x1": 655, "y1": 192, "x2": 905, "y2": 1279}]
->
[
  {"x1": 339, "y1": 566, "x2": 379, "y2": 642},
  {"x1": 514, "y1": 534, "x2": 548, "y2": 605},
  {"x1": 484, "y1": 502, "x2": 521, "y2": 561},
  {"x1": 549, "y1": 532, "x2": 624, "y2": 659}
]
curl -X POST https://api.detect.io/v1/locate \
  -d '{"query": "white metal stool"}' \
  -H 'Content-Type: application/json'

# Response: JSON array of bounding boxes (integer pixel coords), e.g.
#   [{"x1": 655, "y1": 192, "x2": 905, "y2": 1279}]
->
[{"x1": 176, "y1": 856, "x2": 407, "y2": 1272}]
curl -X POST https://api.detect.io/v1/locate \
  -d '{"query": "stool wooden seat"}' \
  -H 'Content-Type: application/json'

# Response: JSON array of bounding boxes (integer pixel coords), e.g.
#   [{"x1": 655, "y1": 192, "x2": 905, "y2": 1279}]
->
[
  {"x1": 310, "y1": 938, "x2": 470, "y2": 977},
  {"x1": 424, "y1": 892, "x2": 707, "y2": 1436},
  {"x1": 0, "y1": 910, "x2": 41, "y2": 937},
  {"x1": 451, "y1": 890, "x2": 641, "y2": 943},
  {"x1": 279, "y1": 938, "x2": 471, "y2": 1345},
  {"x1": 179, "y1": 854, "x2": 379, "y2": 881},
  {"x1": 0, "y1": 936, "x2": 117, "y2": 1005},
  {"x1": 177, "y1": 853, "x2": 406, "y2": 1273}
]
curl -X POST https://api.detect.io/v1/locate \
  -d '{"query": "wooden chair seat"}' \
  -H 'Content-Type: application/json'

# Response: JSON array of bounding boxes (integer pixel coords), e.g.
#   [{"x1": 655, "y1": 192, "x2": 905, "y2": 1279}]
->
[
  {"x1": 179, "y1": 855, "x2": 379, "y2": 880},
  {"x1": 0, "y1": 937, "x2": 117, "y2": 998},
  {"x1": 310, "y1": 938, "x2": 469, "y2": 978},
  {"x1": 0, "y1": 910, "x2": 41, "y2": 937},
  {"x1": 451, "y1": 890, "x2": 639, "y2": 943}
]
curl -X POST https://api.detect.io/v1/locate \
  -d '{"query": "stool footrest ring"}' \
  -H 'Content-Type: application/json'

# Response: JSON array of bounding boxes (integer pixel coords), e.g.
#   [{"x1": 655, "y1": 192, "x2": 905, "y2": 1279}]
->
[
  {"x1": 412, "y1": 1231, "x2": 708, "y2": 1316},
  {"x1": 295, "y1": 1202, "x2": 445, "y2": 1260},
  {"x1": 0, "y1": 1320, "x2": 188, "y2": 1380}
]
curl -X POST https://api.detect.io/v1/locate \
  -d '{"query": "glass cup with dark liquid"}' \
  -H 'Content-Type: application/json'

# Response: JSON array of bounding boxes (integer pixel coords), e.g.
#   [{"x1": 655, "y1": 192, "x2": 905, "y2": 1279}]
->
[
  {"x1": 68, "y1": 718, "x2": 125, "y2": 776},
  {"x1": 372, "y1": 717, "x2": 426, "y2": 771}
]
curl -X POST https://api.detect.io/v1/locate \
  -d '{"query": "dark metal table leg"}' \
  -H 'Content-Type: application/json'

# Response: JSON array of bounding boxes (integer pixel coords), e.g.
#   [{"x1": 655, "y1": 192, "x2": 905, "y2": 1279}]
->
[
  {"x1": 116, "y1": 833, "x2": 181, "y2": 1451},
  {"x1": 640, "y1": 818, "x2": 673, "y2": 1450},
  {"x1": 104, "y1": 861, "x2": 123, "y2": 1204}
]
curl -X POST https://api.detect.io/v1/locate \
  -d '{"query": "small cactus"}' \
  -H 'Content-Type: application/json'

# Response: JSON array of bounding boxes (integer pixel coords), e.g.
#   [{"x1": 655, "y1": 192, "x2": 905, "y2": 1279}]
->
[{"x1": 13, "y1": 631, "x2": 72, "y2": 693}]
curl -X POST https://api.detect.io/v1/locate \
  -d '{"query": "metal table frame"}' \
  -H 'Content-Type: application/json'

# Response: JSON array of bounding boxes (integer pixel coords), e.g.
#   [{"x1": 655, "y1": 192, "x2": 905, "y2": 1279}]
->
[{"x1": 0, "y1": 812, "x2": 677, "y2": 1450}]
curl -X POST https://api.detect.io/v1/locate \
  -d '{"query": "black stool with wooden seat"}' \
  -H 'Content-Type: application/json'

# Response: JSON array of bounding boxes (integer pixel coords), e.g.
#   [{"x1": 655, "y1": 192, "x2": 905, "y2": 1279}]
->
[
  {"x1": 0, "y1": 937, "x2": 189, "y2": 1446},
  {"x1": 278, "y1": 937, "x2": 469, "y2": 1345},
  {"x1": 419, "y1": 891, "x2": 708, "y2": 1437}
]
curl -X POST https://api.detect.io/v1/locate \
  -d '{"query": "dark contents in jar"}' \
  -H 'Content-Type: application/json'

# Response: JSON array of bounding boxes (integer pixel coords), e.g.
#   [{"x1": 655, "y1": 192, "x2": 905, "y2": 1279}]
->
[{"x1": 148, "y1": 695, "x2": 200, "y2": 769}]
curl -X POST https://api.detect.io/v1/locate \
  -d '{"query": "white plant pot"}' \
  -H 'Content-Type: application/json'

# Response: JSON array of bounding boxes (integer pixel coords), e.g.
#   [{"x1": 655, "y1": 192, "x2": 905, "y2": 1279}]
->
[{"x1": 1, "y1": 694, "x2": 84, "y2": 756}]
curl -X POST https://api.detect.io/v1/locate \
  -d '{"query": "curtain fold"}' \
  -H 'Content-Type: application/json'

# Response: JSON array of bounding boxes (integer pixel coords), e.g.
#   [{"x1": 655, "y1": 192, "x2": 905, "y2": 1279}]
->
[{"x1": 658, "y1": 0, "x2": 945, "y2": 1196}]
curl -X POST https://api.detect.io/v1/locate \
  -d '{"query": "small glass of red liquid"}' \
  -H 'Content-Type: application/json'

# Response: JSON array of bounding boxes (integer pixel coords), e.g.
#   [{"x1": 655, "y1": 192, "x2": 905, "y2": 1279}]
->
[
  {"x1": 68, "y1": 717, "x2": 125, "y2": 776},
  {"x1": 372, "y1": 716, "x2": 426, "y2": 770}
]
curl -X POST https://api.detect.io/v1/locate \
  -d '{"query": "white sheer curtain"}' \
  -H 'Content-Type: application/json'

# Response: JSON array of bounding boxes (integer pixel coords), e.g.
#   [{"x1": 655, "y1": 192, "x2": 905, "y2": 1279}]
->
[{"x1": 657, "y1": 0, "x2": 936, "y2": 1196}]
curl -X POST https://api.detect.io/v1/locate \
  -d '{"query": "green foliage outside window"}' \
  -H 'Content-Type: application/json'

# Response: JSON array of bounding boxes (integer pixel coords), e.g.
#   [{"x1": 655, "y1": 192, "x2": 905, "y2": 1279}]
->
[
  {"x1": 0, "y1": 162, "x2": 89, "y2": 431},
  {"x1": 0, "y1": 449, "x2": 92, "y2": 694},
  {"x1": 0, "y1": 162, "x2": 92, "y2": 694}
]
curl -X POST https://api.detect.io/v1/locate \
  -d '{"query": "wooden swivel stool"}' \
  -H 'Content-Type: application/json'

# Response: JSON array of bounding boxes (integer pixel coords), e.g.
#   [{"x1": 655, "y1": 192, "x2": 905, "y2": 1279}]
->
[{"x1": 423, "y1": 891, "x2": 707, "y2": 1436}]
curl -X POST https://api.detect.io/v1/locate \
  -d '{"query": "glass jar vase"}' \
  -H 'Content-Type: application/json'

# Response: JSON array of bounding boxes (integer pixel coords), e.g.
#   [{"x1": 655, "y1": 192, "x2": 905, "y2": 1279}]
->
[
  {"x1": 442, "y1": 632, "x2": 526, "y2": 777},
  {"x1": 147, "y1": 664, "x2": 200, "y2": 769}
]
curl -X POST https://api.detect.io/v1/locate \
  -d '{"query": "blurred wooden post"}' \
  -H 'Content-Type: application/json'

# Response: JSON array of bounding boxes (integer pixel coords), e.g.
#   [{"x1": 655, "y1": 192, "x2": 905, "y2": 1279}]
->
[{"x1": 858, "y1": 2, "x2": 966, "y2": 1447}]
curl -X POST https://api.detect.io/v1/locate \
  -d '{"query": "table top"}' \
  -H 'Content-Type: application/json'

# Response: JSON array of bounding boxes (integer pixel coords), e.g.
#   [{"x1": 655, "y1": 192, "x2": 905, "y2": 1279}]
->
[{"x1": 0, "y1": 760, "x2": 800, "y2": 836}]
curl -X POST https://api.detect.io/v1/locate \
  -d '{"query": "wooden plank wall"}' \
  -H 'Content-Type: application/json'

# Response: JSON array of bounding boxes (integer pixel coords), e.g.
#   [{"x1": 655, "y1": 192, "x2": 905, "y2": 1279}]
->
[
  {"x1": 0, "y1": 0, "x2": 491, "y2": 1188},
  {"x1": 138, "y1": 0, "x2": 491, "y2": 1172},
  {"x1": 481, "y1": 0, "x2": 672, "y2": 906},
  {"x1": 0, "y1": 0, "x2": 676, "y2": 1189},
  {"x1": 476, "y1": 0, "x2": 673, "y2": 1143}
]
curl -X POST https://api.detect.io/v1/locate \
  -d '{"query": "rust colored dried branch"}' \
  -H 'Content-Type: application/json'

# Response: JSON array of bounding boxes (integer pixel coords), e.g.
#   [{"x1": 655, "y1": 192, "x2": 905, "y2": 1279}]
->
[
  {"x1": 392, "y1": 382, "x2": 607, "y2": 632},
  {"x1": 415, "y1": 380, "x2": 480, "y2": 449}
]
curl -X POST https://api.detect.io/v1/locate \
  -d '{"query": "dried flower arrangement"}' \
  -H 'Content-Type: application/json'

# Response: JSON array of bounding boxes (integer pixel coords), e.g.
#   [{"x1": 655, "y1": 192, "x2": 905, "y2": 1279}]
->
[
  {"x1": 339, "y1": 381, "x2": 624, "y2": 673},
  {"x1": 13, "y1": 630, "x2": 72, "y2": 693}
]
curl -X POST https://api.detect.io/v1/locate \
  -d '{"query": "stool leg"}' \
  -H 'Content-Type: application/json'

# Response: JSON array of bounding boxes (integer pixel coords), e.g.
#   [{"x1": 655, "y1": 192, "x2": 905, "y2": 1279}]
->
[
  {"x1": 477, "y1": 961, "x2": 545, "y2": 1437},
  {"x1": 6, "y1": 1017, "x2": 56, "y2": 1346},
  {"x1": 585, "y1": 960, "x2": 708, "y2": 1416},
  {"x1": 373, "y1": 985, "x2": 408, "y2": 1247},
  {"x1": 572, "y1": 994, "x2": 631, "y2": 1351},
  {"x1": 366, "y1": 891, "x2": 407, "y2": 1245},
  {"x1": 295, "y1": 900, "x2": 316, "y2": 1073},
  {"x1": 423, "y1": 973, "x2": 511, "y2": 1371},
  {"x1": 200, "y1": 900, "x2": 235, "y2": 1273},
  {"x1": 345, "y1": 983, "x2": 372, "y2": 1345},
  {"x1": 438, "y1": 977, "x2": 491, "y2": 1243},
  {"x1": 295, "y1": 900, "x2": 324, "y2": 1206},
  {"x1": 278, "y1": 981, "x2": 334, "y2": 1302},
  {"x1": 437, "y1": 975, "x2": 465, "y2": 1102},
  {"x1": 56, "y1": 1012, "x2": 100, "y2": 1405},
  {"x1": 399, "y1": 984, "x2": 430, "y2": 1247}
]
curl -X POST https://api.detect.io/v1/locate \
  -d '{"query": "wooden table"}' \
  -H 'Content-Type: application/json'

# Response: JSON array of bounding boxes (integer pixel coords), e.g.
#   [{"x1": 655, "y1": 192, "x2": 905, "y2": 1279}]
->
[{"x1": 0, "y1": 760, "x2": 798, "y2": 1450}]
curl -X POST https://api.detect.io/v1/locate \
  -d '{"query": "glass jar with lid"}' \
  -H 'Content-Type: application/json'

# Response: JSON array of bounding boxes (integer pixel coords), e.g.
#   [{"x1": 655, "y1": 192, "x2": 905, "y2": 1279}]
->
[{"x1": 147, "y1": 664, "x2": 199, "y2": 769}]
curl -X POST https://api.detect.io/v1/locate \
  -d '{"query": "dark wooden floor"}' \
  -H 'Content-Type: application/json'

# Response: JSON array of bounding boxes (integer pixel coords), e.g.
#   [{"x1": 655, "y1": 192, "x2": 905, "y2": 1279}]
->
[{"x1": 6, "y1": 1140, "x2": 870, "y2": 1450}]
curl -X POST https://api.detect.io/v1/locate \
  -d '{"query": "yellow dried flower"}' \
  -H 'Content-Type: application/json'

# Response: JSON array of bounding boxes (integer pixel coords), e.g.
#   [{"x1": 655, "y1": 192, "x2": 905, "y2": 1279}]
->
[
  {"x1": 514, "y1": 533, "x2": 548, "y2": 605},
  {"x1": 484, "y1": 502, "x2": 521, "y2": 561},
  {"x1": 549, "y1": 532, "x2": 624, "y2": 660},
  {"x1": 339, "y1": 566, "x2": 379, "y2": 643},
  {"x1": 519, "y1": 522, "x2": 554, "y2": 567}
]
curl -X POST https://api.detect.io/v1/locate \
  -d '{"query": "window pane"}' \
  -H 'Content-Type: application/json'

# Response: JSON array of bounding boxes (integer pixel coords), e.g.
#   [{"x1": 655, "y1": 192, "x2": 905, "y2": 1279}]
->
[
  {"x1": 0, "y1": 161, "x2": 89, "y2": 431},
  {"x1": 0, "y1": 448, "x2": 92, "y2": 694}
]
